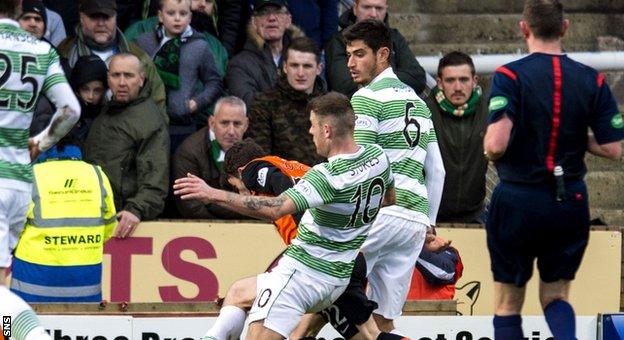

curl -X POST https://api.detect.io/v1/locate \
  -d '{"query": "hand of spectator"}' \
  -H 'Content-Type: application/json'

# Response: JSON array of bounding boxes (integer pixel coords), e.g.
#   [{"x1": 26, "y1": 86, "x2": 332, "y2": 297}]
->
[
  {"x1": 424, "y1": 233, "x2": 451, "y2": 253},
  {"x1": 28, "y1": 138, "x2": 41, "y2": 162},
  {"x1": 188, "y1": 99, "x2": 198, "y2": 113},
  {"x1": 174, "y1": 173, "x2": 218, "y2": 203},
  {"x1": 114, "y1": 210, "x2": 140, "y2": 239}
]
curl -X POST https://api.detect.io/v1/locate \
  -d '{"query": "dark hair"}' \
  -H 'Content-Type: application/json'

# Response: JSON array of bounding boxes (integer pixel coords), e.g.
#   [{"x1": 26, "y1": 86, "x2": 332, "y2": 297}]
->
[
  {"x1": 0, "y1": 0, "x2": 20, "y2": 18},
  {"x1": 306, "y1": 92, "x2": 355, "y2": 138},
  {"x1": 523, "y1": 0, "x2": 564, "y2": 41},
  {"x1": 223, "y1": 138, "x2": 267, "y2": 178},
  {"x1": 342, "y1": 19, "x2": 391, "y2": 54},
  {"x1": 284, "y1": 37, "x2": 321, "y2": 64},
  {"x1": 437, "y1": 51, "x2": 476, "y2": 77}
]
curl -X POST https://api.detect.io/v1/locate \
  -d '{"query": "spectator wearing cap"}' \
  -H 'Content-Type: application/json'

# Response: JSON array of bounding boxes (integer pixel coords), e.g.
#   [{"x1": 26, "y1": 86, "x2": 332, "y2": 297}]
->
[
  {"x1": 225, "y1": 0, "x2": 305, "y2": 107},
  {"x1": 135, "y1": 0, "x2": 224, "y2": 153},
  {"x1": 18, "y1": 0, "x2": 47, "y2": 40},
  {"x1": 20, "y1": 0, "x2": 68, "y2": 47},
  {"x1": 57, "y1": 0, "x2": 168, "y2": 122}
]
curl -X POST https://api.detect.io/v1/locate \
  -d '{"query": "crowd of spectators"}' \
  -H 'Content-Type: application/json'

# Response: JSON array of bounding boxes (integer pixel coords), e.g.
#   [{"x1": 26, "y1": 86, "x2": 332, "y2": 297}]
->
[{"x1": 25, "y1": 0, "x2": 489, "y2": 225}]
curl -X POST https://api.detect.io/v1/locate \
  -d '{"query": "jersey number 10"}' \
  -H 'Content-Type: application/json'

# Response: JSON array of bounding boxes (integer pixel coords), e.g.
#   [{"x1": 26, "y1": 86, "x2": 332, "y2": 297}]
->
[{"x1": 346, "y1": 177, "x2": 386, "y2": 228}]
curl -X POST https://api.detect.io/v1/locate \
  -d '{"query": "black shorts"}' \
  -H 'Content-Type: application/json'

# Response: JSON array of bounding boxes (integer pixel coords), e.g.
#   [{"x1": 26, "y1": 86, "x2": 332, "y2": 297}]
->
[
  {"x1": 319, "y1": 253, "x2": 377, "y2": 339},
  {"x1": 486, "y1": 180, "x2": 590, "y2": 287}
]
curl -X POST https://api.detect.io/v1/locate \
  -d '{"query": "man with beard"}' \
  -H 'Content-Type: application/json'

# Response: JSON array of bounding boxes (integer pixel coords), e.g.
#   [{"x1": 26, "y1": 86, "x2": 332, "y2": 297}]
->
[{"x1": 426, "y1": 51, "x2": 488, "y2": 223}]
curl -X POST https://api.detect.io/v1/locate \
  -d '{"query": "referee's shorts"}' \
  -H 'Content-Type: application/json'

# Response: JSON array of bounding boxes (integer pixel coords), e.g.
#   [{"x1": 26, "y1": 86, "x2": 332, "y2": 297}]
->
[{"x1": 486, "y1": 180, "x2": 590, "y2": 287}]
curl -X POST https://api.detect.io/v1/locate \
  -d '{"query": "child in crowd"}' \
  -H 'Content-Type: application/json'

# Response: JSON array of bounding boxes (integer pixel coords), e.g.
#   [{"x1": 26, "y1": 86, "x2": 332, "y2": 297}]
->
[
  {"x1": 69, "y1": 55, "x2": 108, "y2": 147},
  {"x1": 135, "y1": 0, "x2": 223, "y2": 153},
  {"x1": 31, "y1": 55, "x2": 108, "y2": 159}
]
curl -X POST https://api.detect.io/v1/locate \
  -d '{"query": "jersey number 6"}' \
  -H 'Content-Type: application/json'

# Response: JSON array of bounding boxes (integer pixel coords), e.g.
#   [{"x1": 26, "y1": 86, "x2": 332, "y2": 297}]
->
[{"x1": 403, "y1": 102, "x2": 421, "y2": 148}]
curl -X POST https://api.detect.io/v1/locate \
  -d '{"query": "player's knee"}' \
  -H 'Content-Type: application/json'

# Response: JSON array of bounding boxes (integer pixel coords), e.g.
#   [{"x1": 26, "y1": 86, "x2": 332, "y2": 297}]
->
[
  {"x1": 223, "y1": 280, "x2": 254, "y2": 309},
  {"x1": 372, "y1": 314, "x2": 394, "y2": 333},
  {"x1": 540, "y1": 292, "x2": 568, "y2": 309}
]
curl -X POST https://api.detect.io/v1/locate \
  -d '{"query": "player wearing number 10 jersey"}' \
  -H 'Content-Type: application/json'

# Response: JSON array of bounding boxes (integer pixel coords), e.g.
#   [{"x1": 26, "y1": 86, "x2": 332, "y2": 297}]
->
[
  {"x1": 175, "y1": 92, "x2": 395, "y2": 340},
  {"x1": 0, "y1": 1, "x2": 80, "y2": 340},
  {"x1": 345, "y1": 20, "x2": 446, "y2": 333}
]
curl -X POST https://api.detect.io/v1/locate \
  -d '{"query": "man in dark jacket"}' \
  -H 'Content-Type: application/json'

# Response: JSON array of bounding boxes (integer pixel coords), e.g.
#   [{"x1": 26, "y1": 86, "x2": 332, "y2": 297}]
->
[
  {"x1": 57, "y1": 0, "x2": 167, "y2": 122},
  {"x1": 172, "y1": 96, "x2": 248, "y2": 219},
  {"x1": 84, "y1": 54, "x2": 169, "y2": 238},
  {"x1": 289, "y1": 0, "x2": 338, "y2": 49},
  {"x1": 225, "y1": 0, "x2": 305, "y2": 107},
  {"x1": 248, "y1": 37, "x2": 327, "y2": 166},
  {"x1": 426, "y1": 51, "x2": 488, "y2": 223},
  {"x1": 325, "y1": 0, "x2": 426, "y2": 97}
]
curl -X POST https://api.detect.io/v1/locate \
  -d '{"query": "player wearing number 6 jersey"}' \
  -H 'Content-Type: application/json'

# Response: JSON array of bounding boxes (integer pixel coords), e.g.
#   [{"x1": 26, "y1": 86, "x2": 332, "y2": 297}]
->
[
  {"x1": 0, "y1": 0, "x2": 80, "y2": 339},
  {"x1": 175, "y1": 92, "x2": 395, "y2": 340},
  {"x1": 344, "y1": 19, "x2": 446, "y2": 333}
]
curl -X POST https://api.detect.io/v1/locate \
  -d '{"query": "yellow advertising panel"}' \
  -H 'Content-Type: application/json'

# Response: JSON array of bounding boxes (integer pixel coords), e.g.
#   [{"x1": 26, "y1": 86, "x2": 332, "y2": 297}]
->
[
  {"x1": 100, "y1": 222, "x2": 621, "y2": 316},
  {"x1": 101, "y1": 221, "x2": 285, "y2": 302},
  {"x1": 447, "y1": 227, "x2": 621, "y2": 315}
]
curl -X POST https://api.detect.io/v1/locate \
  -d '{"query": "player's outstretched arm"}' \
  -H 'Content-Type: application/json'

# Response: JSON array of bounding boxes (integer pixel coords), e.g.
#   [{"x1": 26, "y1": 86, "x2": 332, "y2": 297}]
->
[{"x1": 174, "y1": 173, "x2": 297, "y2": 221}]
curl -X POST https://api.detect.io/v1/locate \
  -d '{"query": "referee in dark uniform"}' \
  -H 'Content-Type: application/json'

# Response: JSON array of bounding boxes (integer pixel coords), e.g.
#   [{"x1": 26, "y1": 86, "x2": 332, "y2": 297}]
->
[{"x1": 483, "y1": 1, "x2": 624, "y2": 339}]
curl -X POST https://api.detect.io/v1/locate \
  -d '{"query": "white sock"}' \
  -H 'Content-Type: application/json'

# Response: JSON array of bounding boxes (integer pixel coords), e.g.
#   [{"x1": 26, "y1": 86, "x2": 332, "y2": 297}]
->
[
  {"x1": 203, "y1": 305, "x2": 247, "y2": 340},
  {"x1": 0, "y1": 286, "x2": 51, "y2": 340}
]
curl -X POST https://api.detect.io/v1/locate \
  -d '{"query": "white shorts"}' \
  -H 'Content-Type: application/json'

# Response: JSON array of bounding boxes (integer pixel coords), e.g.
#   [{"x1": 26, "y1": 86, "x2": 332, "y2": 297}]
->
[
  {"x1": 248, "y1": 259, "x2": 347, "y2": 338},
  {"x1": 361, "y1": 214, "x2": 427, "y2": 320},
  {"x1": 0, "y1": 188, "x2": 30, "y2": 268}
]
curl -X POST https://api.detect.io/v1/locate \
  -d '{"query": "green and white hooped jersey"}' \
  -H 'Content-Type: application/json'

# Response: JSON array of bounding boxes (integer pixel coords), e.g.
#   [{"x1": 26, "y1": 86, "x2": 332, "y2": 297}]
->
[
  {"x1": 283, "y1": 144, "x2": 394, "y2": 285},
  {"x1": 0, "y1": 20, "x2": 68, "y2": 191},
  {"x1": 351, "y1": 67, "x2": 437, "y2": 226}
]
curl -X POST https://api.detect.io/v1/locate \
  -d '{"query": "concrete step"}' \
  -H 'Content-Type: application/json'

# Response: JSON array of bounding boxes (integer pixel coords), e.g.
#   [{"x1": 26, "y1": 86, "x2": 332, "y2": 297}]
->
[
  {"x1": 390, "y1": 0, "x2": 624, "y2": 14},
  {"x1": 389, "y1": 13, "x2": 623, "y2": 49},
  {"x1": 411, "y1": 42, "x2": 598, "y2": 55},
  {"x1": 586, "y1": 171, "x2": 624, "y2": 209},
  {"x1": 591, "y1": 208, "x2": 624, "y2": 227}
]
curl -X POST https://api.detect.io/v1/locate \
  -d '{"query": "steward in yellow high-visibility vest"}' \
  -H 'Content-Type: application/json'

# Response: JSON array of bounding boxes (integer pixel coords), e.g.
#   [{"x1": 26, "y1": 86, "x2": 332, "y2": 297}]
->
[{"x1": 10, "y1": 145, "x2": 116, "y2": 302}]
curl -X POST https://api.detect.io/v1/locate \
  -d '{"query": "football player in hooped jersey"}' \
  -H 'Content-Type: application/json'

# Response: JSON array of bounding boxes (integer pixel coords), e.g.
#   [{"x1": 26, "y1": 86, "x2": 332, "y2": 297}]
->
[
  {"x1": 203, "y1": 138, "x2": 408, "y2": 340},
  {"x1": 175, "y1": 92, "x2": 396, "y2": 340},
  {"x1": 345, "y1": 19, "x2": 446, "y2": 334},
  {"x1": 0, "y1": 0, "x2": 81, "y2": 339}
]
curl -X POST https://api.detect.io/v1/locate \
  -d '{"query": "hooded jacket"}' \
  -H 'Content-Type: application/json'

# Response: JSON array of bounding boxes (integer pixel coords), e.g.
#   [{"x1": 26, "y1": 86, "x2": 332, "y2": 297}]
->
[
  {"x1": 248, "y1": 75, "x2": 327, "y2": 166},
  {"x1": 225, "y1": 23, "x2": 305, "y2": 107},
  {"x1": 84, "y1": 82, "x2": 169, "y2": 221},
  {"x1": 325, "y1": 10, "x2": 427, "y2": 97}
]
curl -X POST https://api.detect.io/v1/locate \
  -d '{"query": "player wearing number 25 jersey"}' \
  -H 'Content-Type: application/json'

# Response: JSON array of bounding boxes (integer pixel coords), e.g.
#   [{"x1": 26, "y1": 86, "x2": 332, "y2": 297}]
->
[{"x1": 0, "y1": 5, "x2": 80, "y2": 340}]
